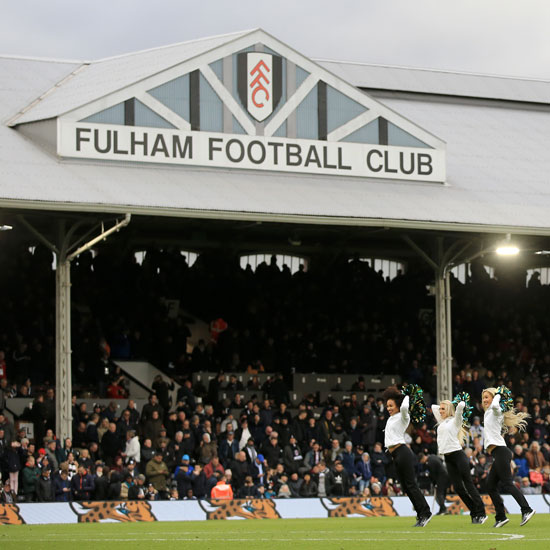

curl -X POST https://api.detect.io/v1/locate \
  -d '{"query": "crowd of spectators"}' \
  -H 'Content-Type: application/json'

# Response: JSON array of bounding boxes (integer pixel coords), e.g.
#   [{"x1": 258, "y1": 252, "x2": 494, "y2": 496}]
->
[{"x1": 1, "y1": 242, "x2": 550, "y2": 502}]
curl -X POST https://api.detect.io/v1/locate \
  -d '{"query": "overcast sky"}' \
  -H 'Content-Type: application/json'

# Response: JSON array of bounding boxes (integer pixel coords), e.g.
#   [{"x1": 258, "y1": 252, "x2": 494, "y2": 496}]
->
[{"x1": 2, "y1": 0, "x2": 550, "y2": 80}]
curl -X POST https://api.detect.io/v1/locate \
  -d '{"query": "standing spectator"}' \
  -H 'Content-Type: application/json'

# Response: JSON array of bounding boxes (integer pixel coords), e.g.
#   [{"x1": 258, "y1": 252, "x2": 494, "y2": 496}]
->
[
  {"x1": 219, "y1": 430, "x2": 239, "y2": 467},
  {"x1": 210, "y1": 473, "x2": 233, "y2": 499},
  {"x1": 123, "y1": 430, "x2": 140, "y2": 465},
  {"x1": 101, "y1": 422, "x2": 123, "y2": 465},
  {"x1": 198, "y1": 433, "x2": 217, "y2": 465},
  {"x1": 71, "y1": 465, "x2": 95, "y2": 501},
  {"x1": 54, "y1": 469, "x2": 72, "y2": 502},
  {"x1": 93, "y1": 465, "x2": 109, "y2": 500},
  {"x1": 330, "y1": 461, "x2": 350, "y2": 496},
  {"x1": 36, "y1": 468, "x2": 54, "y2": 502},
  {"x1": 145, "y1": 453, "x2": 170, "y2": 498},
  {"x1": 21, "y1": 455, "x2": 40, "y2": 501},
  {"x1": 6, "y1": 441, "x2": 22, "y2": 495},
  {"x1": 0, "y1": 413, "x2": 15, "y2": 445}
]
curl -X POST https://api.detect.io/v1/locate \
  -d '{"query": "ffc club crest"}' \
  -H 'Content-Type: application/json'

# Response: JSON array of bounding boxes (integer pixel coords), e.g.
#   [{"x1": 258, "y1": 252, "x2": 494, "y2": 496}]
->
[{"x1": 238, "y1": 52, "x2": 282, "y2": 122}]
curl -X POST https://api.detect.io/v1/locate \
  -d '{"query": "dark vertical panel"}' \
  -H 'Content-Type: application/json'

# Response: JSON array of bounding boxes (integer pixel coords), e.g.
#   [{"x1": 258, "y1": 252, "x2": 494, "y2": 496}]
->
[
  {"x1": 379, "y1": 117, "x2": 388, "y2": 145},
  {"x1": 124, "y1": 99, "x2": 135, "y2": 126},
  {"x1": 237, "y1": 53, "x2": 248, "y2": 109},
  {"x1": 317, "y1": 81, "x2": 327, "y2": 140},
  {"x1": 190, "y1": 69, "x2": 200, "y2": 131}
]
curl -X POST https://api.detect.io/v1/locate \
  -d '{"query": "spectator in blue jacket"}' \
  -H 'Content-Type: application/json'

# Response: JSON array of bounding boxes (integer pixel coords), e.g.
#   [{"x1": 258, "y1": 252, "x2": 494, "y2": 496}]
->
[
  {"x1": 513, "y1": 445, "x2": 530, "y2": 479},
  {"x1": 341, "y1": 441, "x2": 356, "y2": 476},
  {"x1": 71, "y1": 465, "x2": 95, "y2": 501},
  {"x1": 354, "y1": 452, "x2": 373, "y2": 493},
  {"x1": 53, "y1": 470, "x2": 71, "y2": 502}
]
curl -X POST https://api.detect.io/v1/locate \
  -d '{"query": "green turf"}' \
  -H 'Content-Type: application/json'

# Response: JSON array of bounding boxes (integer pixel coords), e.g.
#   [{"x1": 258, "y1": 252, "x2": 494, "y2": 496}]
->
[{"x1": 1, "y1": 515, "x2": 548, "y2": 550}]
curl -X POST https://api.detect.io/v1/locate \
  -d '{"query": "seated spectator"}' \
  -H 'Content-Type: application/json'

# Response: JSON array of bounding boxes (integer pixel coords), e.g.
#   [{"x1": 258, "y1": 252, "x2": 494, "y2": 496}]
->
[
  {"x1": 128, "y1": 474, "x2": 147, "y2": 500},
  {"x1": 513, "y1": 445, "x2": 530, "y2": 479},
  {"x1": 354, "y1": 452, "x2": 372, "y2": 493},
  {"x1": 0, "y1": 480, "x2": 16, "y2": 503},
  {"x1": 238, "y1": 475, "x2": 260, "y2": 498},
  {"x1": 298, "y1": 472, "x2": 318, "y2": 498},
  {"x1": 526, "y1": 441, "x2": 548, "y2": 470},
  {"x1": 521, "y1": 476, "x2": 540, "y2": 495}
]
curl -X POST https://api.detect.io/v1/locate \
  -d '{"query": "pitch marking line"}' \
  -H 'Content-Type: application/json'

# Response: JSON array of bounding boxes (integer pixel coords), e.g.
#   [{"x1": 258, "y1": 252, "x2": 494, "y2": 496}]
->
[{"x1": 35, "y1": 532, "x2": 525, "y2": 543}]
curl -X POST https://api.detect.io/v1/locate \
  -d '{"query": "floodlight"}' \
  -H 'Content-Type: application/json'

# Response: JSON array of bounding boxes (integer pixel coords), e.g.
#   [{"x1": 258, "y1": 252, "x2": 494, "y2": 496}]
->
[{"x1": 496, "y1": 234, "x2": 519, "y2": 256}]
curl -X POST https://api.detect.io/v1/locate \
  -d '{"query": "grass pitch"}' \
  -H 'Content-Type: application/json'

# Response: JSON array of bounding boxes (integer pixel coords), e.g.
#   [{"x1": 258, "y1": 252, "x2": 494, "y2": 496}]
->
[{"x1": 1, "y1": 515, "x2": 549, "y2": 550}]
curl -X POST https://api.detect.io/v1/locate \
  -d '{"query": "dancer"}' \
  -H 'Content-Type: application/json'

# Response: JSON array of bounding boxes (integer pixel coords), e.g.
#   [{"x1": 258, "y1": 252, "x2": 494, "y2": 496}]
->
[
  {"x1": 383, "y1": 385, "x2": 432, "y2": 527},
  {"x1": 482, "y1": 386, "x2": 535, "y2": 528},
  {"x1": 432, "y1": 393, "x2": 487, "y2": 524}
]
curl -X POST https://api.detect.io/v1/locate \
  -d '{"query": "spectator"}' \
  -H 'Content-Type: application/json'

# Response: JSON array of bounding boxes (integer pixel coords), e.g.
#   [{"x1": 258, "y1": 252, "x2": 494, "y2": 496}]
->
[
  {"x1": 210, "y1": 473, "x2": 233, "y2": 499},
  {"x1": 145, "y1": 453, "x2": 170, "y2": 498},
  {"x1": 54, "y1": 469, "x2": 72, "y2": 502},
  {"x1": 128, "y1": 474, "x2": 147, "y2": 500},
  {"x1": 71, "y1": 465, "x2": 95, "y2": 501},
  {"x1": 36, "y1": 468, "x2": 54, "y2": 502},
  {"x1": 21, "y1": 455, "x2": 40, "y2": 502}
]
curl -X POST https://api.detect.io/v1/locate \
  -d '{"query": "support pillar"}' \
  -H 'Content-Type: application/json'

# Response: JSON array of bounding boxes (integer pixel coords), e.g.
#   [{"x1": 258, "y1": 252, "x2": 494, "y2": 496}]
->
[
  {"x1": 435, "y1": 268, "x2": 453, "y2": 401},
  {"x1": 55, "y1": 259, "x2": 72, "y2": 440}
]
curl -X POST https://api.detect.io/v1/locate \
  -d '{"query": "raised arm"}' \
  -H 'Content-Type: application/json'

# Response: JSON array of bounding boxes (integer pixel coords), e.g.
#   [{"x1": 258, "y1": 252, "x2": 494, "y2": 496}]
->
[
  {"x1": 400, "y1": 395, "x2": 410, "y2": 421},
  {"x1": 490, "y1": 394, "x2": 503, "y2": 416},
  {"x1": 432, "y1": 404, "x2": 442, "y2": 424},
  {"x1": 454, "y1": 401, "x2": 465, "y2": 428}
]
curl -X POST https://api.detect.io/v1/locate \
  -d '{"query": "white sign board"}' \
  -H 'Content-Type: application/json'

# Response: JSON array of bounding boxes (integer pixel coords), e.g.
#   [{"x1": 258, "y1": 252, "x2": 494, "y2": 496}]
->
[{"x1": 58, "y1": 121, "x2": 446, "y2": 183}]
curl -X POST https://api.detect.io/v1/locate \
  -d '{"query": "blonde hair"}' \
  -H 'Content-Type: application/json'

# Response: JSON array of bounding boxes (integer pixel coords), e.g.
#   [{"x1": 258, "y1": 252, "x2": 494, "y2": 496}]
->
[
  {"x1": 482, "y1": 388, "x2": 529, "y2": 434},
  {"x1": 439, "y1": 400, "x2": 469, "y2": 446}
]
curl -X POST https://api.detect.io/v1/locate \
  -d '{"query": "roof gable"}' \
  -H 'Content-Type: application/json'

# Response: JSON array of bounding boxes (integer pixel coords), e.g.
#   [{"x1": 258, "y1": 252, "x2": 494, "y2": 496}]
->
[{"x1": 13, "y1": 29, "x2": 446, "y2": 183}]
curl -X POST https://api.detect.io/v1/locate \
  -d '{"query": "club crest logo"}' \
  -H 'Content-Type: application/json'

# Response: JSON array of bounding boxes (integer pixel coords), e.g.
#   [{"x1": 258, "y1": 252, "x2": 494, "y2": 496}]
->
[{"x1": 238, "y1": 52, "x2": 283, "y2": 122}]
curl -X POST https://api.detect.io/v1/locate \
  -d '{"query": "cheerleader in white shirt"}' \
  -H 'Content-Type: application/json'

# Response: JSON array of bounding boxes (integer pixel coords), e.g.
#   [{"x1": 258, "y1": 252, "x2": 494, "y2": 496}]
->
[
  {"x1": 432, "y1": 396, "x2": 486, "y2": 524},
  {"x1": 482, "y1": 386, "x2": 535, "y2": 528},
  {"x1": 383, "y1": 386, "x2": 432, "y2": 527}
]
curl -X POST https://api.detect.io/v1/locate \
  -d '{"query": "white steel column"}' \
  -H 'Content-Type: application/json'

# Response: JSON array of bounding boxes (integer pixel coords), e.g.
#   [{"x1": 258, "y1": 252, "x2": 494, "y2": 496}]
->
[
  {"x1": 55, "y1": 259, "x2": 72, "y2": 440},
  {"x1": 435, "y1": 268, "x2": 453, "y2": 402}
]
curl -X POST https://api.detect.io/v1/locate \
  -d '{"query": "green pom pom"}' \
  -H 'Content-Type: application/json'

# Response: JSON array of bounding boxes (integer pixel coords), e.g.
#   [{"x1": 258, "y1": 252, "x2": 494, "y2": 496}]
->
[
  {"x1": 452, "y1": 391, "x2": 473, "y2": 427},
  {"x1": 496, "y1": 385, "x2": 514, "y2": 412},
  {"x1": 402, "y1": 383, "x2": 427, "y2": 425}
]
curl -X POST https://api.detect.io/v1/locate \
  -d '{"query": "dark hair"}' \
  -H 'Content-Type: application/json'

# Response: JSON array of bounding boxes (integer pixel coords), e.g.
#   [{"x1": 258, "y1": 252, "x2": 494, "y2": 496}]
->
[{"x1": 382, "y1": 386, "x2": 404, "y2": 406}]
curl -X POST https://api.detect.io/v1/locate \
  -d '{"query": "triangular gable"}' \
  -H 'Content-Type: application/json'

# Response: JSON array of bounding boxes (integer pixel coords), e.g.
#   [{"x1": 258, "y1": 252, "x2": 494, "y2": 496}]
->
[{"x1": 54, "y1": 29, "x2": 445, "y2": 183}]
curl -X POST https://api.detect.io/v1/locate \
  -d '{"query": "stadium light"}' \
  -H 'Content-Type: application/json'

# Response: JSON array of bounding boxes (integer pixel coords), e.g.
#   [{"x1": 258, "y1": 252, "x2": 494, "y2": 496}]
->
[
  {"x1": 0, "y1": 225, "x2": 12, "y2": 231},
  {"x1": 496, "y1": 234, "x2": 519, "y2": 256}
]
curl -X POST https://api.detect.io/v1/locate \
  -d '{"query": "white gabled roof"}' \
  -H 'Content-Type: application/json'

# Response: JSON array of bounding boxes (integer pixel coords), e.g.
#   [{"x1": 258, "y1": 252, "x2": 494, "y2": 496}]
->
[
  {"x1": 2, "y1": 31, "x2": 550, "y2": 235},
  {"x1": 317, "y1": 59, "x2": 550, "y2": 104},
  {"x1": 8, "y1": 30, "x2": 254, "y2": 125}
]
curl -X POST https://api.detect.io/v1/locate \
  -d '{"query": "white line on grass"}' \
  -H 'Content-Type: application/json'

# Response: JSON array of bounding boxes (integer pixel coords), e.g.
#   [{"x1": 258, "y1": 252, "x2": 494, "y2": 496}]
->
[{"x1": 27, "y1": 533, "x2": 527, "y2": 543}]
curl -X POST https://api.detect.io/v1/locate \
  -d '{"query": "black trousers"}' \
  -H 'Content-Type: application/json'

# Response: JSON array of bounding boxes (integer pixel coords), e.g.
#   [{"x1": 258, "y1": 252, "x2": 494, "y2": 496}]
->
[
  {"x1": 392, "y1": 445, "x2": 430, "y2": 518},
  {"x1": 444, "y1": 450, "x2": 485, "y2": 517},
  {"x1": 487, "y1": 446, "x2": 532, "y2": 521}
]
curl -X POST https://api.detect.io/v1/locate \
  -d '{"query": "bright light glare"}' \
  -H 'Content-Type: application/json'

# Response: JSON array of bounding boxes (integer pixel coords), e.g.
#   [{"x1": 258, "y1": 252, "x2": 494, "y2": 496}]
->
[{"x1": 496, "y1": 245, "x2": 519, "y2": 256}]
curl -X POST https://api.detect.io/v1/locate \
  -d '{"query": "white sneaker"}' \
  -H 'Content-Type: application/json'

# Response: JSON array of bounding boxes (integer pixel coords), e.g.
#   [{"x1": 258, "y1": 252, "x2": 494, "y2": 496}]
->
[
  {"x1": 520, "y1": 510, "x2": 535, "y2": 526},
  {"x1": 494, "y1": 518, "x2": 510, "y2": 528}
]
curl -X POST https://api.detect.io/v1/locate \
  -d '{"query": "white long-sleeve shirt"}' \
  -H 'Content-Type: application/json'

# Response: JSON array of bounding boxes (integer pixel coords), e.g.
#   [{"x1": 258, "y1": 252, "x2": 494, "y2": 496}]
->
[
  {"x1": 125, "y1": 435, "x2": 141, "y2": 463},
  {"x1": 483, "y1": 394, "x2": 506, "y2": 449},
  {"x1": 384, "y1": 395, "x2": 410, "y2": 449},
  {"x1": 432, "y1": 401, "x2": 465, "y2": 455}
]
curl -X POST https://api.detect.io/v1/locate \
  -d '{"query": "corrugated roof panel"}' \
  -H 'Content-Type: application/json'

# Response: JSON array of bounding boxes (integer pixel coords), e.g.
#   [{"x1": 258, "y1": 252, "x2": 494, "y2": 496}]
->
[
  {"x1": 0, "y1": 56, "x2": 80, "y2": 122},
  {"x1": 11, "y1": 30, "x2": 253, "y2": 125},
  {"x1": 318, "y1": 60, "x2": 550, "y2": 104}
]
